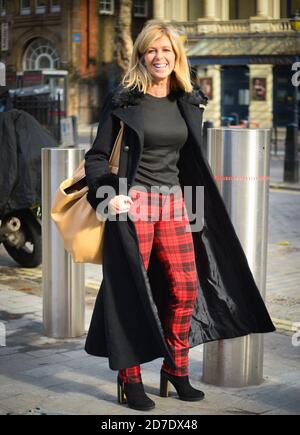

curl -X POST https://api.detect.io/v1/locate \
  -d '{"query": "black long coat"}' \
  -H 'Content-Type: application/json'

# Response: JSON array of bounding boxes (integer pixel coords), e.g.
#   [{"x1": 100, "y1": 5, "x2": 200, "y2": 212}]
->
[{"x1": 84, "y1": 84, "x2": 275, "y2": 371}]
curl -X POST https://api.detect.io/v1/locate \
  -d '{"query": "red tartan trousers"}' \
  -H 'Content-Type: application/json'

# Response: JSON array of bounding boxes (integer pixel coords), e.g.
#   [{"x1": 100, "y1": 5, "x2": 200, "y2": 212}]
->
[{"x1": 118, "y1": 187, "x2": 198, "y2": 383}]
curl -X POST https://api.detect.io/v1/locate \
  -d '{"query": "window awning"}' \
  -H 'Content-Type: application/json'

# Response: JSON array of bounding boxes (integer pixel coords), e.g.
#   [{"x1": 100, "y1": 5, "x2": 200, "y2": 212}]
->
[{"x1": 187, "y1": 33, "x2": 300, "y2": 65}]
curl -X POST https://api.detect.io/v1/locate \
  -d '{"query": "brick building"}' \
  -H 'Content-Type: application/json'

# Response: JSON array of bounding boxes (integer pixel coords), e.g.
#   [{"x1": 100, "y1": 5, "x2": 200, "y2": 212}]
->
[{"x1": 0, "y1": 0, "x2": 151, "y2": 124}]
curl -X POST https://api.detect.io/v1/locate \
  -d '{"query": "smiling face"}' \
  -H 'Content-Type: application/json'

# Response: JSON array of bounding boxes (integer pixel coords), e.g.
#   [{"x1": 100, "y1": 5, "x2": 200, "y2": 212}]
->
[{"x1": 143, "y1": 35, "x2": 176, "y2": 83}]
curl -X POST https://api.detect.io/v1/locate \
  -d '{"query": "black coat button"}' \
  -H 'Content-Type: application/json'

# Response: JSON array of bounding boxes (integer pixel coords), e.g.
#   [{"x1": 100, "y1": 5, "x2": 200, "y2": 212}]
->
[{"x1": 124, "y1": 145, "x2": 130, "y2": 152}]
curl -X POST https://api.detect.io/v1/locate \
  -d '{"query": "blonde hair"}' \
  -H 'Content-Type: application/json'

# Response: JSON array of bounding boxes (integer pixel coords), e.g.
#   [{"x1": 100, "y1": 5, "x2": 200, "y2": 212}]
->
[{"x1": 121, "y1": 20, "x2": 193, "y2": 94}]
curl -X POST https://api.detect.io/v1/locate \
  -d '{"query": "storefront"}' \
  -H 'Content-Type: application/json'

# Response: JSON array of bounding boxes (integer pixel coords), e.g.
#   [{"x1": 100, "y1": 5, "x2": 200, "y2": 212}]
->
[
  {"x1": 273, "y1": 64, "x2": 300, "y2": 127},
  {"x1": 187, "y1": 32, "x2": 300, "y2": 128}
]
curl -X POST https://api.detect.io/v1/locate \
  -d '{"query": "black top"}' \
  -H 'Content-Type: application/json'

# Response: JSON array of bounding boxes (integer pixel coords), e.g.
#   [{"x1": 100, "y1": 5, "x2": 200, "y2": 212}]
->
[{"x1": 131, "y1": 91, "x2": 188, "y2": 194}]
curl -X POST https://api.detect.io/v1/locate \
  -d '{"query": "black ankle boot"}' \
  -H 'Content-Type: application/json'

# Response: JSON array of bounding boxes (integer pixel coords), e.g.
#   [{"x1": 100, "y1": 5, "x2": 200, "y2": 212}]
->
[
  {"x1": 117, "y1": 376, "x2": 155, "y2": 411},
  {"x1": 160, "y1": 369, "x2": 205, "y2": 402}
]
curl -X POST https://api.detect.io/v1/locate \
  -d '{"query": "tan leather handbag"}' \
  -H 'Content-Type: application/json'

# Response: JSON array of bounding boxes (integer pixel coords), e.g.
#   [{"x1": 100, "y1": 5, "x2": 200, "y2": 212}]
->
[{"x1": 51, "y1": 121, "x2": 124, "y2": 264}]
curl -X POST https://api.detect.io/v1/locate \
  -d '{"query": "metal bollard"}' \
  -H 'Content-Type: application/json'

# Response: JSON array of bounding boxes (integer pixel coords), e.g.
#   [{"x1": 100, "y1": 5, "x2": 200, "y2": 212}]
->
[
  {"x1": 284, "y1": 123, "x2": 299, "y2": 183},
  {"x1": 42, "y1": 148, "x2": 85, "y2": 338},
  {"x1": 202, "y1": 120, "x2": 214, "y2": 158},
  {"x1": 203, "y1": 128, "x2": 271, "y2": 387}
]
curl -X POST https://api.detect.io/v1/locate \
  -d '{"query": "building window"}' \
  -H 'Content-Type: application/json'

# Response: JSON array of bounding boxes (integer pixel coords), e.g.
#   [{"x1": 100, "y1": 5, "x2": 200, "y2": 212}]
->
[
  {"x1": 229, "y1": 0, "x2": 256, "y2": 20},
  {"x1": 50, "y1": 0, "x2": 61, "y2": 13},
  {"x1": 133, "y1": 0, "x2": 148, "y2": 17},
  {"x1": 20, "y1": 0, "x2": 31, "y2": 16},
  {"x1": 99, "y1": 0, "x2": 114, "y2": 15},
  {"x1": 24, "y1": 38, "x2": 60, "y2": 70},
  {"x1": 0, "y1": 0, "x2": 6, "y2": 17},
  {"x1": 36, "y1": 0, "x2": 47, "y2": 14}
]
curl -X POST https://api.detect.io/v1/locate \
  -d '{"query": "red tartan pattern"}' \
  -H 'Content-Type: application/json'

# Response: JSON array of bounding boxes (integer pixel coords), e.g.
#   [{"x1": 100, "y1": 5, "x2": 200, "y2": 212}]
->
[{"x1": 118, "y1": 188, "x2": 198, "y2": 384}]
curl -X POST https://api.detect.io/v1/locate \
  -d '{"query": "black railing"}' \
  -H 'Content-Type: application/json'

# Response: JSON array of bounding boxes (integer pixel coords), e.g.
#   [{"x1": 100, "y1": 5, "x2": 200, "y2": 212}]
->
[{"x1": 13, "y1": 93, "x2": 64, "y2": 143}]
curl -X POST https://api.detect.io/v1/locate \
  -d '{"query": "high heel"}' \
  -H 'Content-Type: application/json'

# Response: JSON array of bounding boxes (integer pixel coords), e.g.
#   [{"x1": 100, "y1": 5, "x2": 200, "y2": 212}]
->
[
  {"x1": 160, "y1": 369, "x2": 205, "y2": 402},
  {"x1": 117, "y1": 376, "x2": 155, "y2": 411},
  {"x1": 117, "y1": 376, "x2": 127, "y2": 405},
  {"x1": 160, "y1": 372, "x2": 170, "y2": 397}
]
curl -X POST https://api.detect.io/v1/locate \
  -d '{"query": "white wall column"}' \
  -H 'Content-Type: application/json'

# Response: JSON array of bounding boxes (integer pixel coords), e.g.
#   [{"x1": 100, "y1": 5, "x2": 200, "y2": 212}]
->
[
  {"x1": 271, "y1": 0, "x2": 280, "y2": 19},
  {"x1": 164, "y1": 0, "x2": 187, "y2": 21},
  {"x1": 249, "y1": 64, "x2": 273, "y2": 129},
  {"x1": 197, "y1": 65, "x2": 221, "y2": 127},
  {"x1": 153, "y1": 0, "x2": 165, "y2": 20},
  {"x1": 256, "y1": 0, "x2": 270, "y2": 18},
  {"x1": 204, "y1": 0, "x2": 217, "y2": 19},
  {"x1": 220, "y1": 0, "x2": 230, "y2": 20}
]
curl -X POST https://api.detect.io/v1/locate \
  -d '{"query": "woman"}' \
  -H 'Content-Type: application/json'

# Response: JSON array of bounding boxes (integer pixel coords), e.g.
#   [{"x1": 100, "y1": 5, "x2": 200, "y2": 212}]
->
[{"x1": 84, "y1": 21, "x2": 275, "y2": 412}]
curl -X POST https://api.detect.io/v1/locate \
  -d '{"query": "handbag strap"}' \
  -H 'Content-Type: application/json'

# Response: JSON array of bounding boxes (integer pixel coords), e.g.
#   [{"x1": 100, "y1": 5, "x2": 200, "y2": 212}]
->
[
  {"x1": 71, "y1": 121, "x2": 124, "y2": 183},
  {"x1": 109, "y1": 120, "x2": 124, "y2": 174}
]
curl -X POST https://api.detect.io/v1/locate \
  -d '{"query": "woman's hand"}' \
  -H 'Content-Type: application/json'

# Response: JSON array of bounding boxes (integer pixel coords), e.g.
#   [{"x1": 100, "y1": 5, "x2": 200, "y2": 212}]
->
[{"x1": 108, "y1": 195, "x2": 134, "y2": 215}]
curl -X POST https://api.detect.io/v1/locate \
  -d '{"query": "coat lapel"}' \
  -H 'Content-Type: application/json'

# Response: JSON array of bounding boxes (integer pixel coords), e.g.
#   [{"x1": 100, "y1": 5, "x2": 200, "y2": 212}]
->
[{"x1": 112, "y1": 105, "x2": 144, "y2": 151}]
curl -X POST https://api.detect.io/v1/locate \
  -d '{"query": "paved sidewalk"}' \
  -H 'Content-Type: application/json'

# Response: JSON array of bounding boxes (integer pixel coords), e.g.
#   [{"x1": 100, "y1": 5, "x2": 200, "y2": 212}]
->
[
  {"x1": 266, "y1": 189, "x2": 300, "y2": 331},
  {"x1": 0, "y1": 285, "x2": 299, "y2": 416}
]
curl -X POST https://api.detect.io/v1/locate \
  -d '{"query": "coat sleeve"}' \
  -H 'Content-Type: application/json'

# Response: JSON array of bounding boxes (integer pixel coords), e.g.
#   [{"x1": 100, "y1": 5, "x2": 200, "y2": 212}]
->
[{"x1": 84, "y1": 91, "x2": 121, "y2": 211}]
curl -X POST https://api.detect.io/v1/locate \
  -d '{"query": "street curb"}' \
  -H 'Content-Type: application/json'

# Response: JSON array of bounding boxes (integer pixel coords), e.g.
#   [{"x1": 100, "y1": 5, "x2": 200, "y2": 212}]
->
[
  {"x1": 85, "y1": 280, "x2": 100, "y2": 291},
  {"x1": 78, "y1": 125, "x2": 95, "y2": 135},
  {"x1": 270, "y1": 183, "x2": 300, "y2": 192},
  {"x1": 271, "y1": 318, "x2": 299, "y2": 333}
]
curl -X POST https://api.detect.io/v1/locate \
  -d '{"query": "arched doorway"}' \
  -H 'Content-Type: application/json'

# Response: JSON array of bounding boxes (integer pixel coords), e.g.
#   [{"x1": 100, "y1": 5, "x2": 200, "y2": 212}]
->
[
  {"x1": 16, "y1": 38, "x2": 67, "y2": 142},
  {"x1": 23, "y1": 38, "x2": 60, "y2": 71}
]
